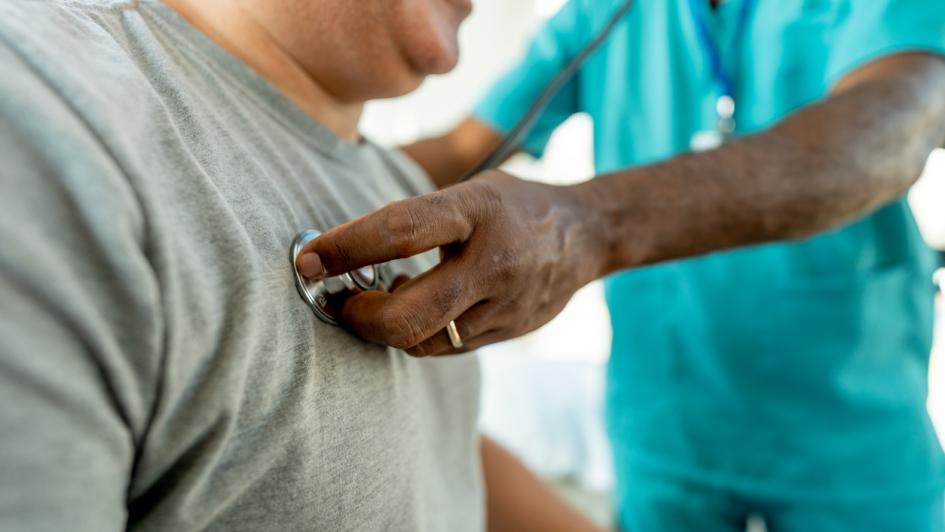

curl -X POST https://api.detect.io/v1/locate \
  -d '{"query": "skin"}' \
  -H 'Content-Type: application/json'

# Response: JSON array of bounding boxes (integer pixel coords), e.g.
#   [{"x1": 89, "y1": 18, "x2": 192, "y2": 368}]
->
[
  {"x1": 297, "y1": 52, "x2": 945, "y2": 356},
  {"x1": 480, "y1": 435, "x2": 602, "y2": 532},
  {"x1": 164, "y1": 0, "x2": 600, "y2": 529},
  {"x1": 163, "y1": 0, "x2": 471, "y2": 140},
  {"x1": 402, "y1": 117, "x2": 502, "y2": 188}
]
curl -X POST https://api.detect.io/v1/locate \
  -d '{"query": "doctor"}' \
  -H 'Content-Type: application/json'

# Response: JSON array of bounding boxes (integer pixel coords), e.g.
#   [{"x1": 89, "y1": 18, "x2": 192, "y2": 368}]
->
[{"x1": 298, "y1": 1, "x2": 945, "y2": 530}]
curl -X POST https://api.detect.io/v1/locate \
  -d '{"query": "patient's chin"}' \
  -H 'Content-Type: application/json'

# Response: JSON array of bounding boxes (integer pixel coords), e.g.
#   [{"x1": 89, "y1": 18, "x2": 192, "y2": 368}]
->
[
  {"x1": 398, "y1": 14, "x2": 461, "y2": 75},
  {"x1": 387, "y1": 72, "x2": 427, "y2": 99},
  {"x1": 344, "y1": 14, "x2": 460, "y2": 100},
  {"x1": 351, "y1": 68, "x2": 425, "y2": 101},
  {"x1": 428, "y1": 41, "x2": 460, "y2": 74},
  {"x1": 410, "y1": 37, "x2": 460, "y2": 77}
]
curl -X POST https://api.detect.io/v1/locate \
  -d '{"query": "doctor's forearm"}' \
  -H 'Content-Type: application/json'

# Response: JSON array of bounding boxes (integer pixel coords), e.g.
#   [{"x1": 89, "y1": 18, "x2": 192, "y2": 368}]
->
[{"x1": 577, "y1": 53, "x2": 945, "y2": 275}]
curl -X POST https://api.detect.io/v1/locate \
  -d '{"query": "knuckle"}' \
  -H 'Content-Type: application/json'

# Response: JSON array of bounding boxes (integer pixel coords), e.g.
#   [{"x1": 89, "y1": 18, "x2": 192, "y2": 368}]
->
[
  {"x1": 504, "y1": 293, "x2": 522, "y2": 309},
  {"x1": 492, "y1": 296, "x2": 522, "y2": 318},
  {"x1": 384, "y1": 202, "x2": 424, "y2": 256},
  {"x1": 406, "y1": 345, "x2": 429, "y2": 358},
  {"x1": 424, "y1": 193, "x2": 470, "y2": 242},
  {"x1": 433, "y1": 278, "x2": 465, "y2": 315},
  {"x1": 425, "y1": 191, "x2": 451, "y2": 208},
  {"x1": 322, "y1": 235, "x2": 356, "y2": 270},
  {"x1": 489, "y1": 249, "x2": 520, "y2": 285},
  {"x1": 455, "y1": 318, "x2": 473, "y2": 339},
  {"x1": 496, "y1": 327, "x2": 515, "y2": 342},
  {"x1": 380, "y1": 305, "x2": 425, "y2": 349},
  {"x1": 505, "y1": 302, "x2": 523, "y2": 320},
  {"x1": 439, "y1": 198, "x2": 472, "y2": 240},
  {"x1": 456, "y1": 301, "x2": 493, "y2": 337},
  {"x1": 468, "y1": 178, "x2": 504, "y2": 219}
]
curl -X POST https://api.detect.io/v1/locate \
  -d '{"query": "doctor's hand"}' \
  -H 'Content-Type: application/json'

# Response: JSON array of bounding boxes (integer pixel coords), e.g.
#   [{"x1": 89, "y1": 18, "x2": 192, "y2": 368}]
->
[{"x1": 296, "y1": 171, "x2": 610, "y2": 356}]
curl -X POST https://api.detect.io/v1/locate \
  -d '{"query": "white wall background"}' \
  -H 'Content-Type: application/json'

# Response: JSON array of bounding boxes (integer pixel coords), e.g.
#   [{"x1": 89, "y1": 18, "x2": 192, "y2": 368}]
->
[{"x1": 914, "y1": 154, "x2": 945, "y2": 451}]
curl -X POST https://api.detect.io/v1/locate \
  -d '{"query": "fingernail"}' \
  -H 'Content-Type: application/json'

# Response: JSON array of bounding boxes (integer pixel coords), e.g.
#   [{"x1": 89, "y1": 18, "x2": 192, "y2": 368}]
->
[{"x1": 298, "y1": 253, "x2": 327, "y2": 279}]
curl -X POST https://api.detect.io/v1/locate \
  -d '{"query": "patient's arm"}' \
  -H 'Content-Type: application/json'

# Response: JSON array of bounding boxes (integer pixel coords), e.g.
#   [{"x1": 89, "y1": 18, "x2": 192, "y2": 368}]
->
[
  {"x1": 0, "y1": 51, "x2": 154, "y2": 530},
  {"x1": 402, "y1": 117, "x2": 501, "y2": 189},
  {"x1": 481, "y1": 435, "x2": 604, "y2": 532}
]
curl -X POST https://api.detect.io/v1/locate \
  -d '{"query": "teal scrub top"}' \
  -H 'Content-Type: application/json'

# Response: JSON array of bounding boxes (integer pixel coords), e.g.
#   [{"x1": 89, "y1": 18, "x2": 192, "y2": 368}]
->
[{"x1": 474, "y1": 0, "x2": 945, "y2": 506}]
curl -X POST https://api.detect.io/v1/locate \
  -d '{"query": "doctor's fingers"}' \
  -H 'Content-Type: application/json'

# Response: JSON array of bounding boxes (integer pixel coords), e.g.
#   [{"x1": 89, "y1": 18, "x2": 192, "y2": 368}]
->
[
  {"x1": 406, "y1": 296, "x2": 563, "y2": 356},
  {"x1": 299, "y1": 190, "x2": 477, "y2": 279},
  {"x1": 411, "y1": 328, "x2": 514, "y2": 358},
  {"x1": 339, "y1": 260, "x2": 484, "y2": 350},
  {"x1": 389, "y1": 274, "x2": 412, "y2": 292},
  {"x1": 406, "y1": 300, "x2": 502, "y2": 357}
]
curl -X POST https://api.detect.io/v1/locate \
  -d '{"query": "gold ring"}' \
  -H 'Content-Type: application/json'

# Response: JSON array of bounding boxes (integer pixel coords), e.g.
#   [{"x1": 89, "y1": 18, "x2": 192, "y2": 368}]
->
[{"x1": 446, "y1": 320, "x2": 464, "y2": 349}]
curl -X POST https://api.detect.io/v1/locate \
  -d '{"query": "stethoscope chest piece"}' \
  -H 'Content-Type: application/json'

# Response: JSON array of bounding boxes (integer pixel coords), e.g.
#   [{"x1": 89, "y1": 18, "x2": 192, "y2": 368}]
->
[{"x1": 290, "y1": 229, "x2": 378, "y2": 325}]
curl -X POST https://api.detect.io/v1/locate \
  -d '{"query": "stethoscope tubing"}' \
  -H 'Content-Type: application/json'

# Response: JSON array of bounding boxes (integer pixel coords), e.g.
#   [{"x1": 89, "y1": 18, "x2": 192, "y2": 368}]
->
[{"x1": 461, "y1": 0, "x2": 636, "y2": 180}]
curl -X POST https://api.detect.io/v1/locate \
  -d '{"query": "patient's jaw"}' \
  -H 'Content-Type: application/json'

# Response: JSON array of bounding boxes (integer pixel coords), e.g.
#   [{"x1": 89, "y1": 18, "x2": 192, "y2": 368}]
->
[
  {"x1": 163, "y1": 0, "x2": 471, "y2": 140},
  {"x1": 246, "y1": 0, "x2": 471, "y2": 100}
]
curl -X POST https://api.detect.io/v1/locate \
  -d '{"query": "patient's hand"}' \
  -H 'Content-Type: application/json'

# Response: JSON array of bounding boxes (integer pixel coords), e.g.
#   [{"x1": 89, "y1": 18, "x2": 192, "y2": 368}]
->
[{"x1": 296, "y1": 171, "x2": 608, "y2": 356}]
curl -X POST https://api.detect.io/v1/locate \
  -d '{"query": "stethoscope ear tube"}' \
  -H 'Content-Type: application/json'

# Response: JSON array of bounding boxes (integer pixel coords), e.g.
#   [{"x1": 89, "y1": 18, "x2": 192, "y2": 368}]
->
[{"x1": 461, "y1": 0, "x2": 636, "y2": 181}]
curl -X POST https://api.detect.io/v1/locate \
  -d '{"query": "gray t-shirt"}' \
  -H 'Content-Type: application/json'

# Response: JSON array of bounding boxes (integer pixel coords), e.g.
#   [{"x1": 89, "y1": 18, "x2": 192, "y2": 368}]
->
[{"x1": 0, "y1": 1, "x2": 483, "y2": 531}]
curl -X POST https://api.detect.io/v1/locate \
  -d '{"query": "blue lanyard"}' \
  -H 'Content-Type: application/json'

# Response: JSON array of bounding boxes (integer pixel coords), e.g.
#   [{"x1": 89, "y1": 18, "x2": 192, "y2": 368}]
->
[{"x1": 687, "y1": 0, "x2": 755, "y2": 125}]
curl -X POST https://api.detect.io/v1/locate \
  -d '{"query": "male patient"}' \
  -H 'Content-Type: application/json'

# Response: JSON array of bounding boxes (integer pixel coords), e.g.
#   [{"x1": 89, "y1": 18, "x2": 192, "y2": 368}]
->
[{"x1": 0, "y1": 1, "x2": 596, "y2": 531}]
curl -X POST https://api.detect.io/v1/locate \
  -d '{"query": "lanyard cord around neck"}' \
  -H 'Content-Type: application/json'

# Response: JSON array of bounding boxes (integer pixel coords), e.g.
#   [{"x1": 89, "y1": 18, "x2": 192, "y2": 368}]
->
[{"x1": 687, "y1": 0, "x2": 755, "y2": 132}]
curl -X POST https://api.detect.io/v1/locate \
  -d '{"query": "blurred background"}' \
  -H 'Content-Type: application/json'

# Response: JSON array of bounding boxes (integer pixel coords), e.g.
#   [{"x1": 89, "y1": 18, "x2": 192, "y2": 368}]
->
[{"x1": 362, "y1": 0, "x2": 945, "y2": 527}]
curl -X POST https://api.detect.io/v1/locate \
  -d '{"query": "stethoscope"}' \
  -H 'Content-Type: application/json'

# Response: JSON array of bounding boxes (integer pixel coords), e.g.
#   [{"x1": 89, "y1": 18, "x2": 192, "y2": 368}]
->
[
  {"x1": 290, "y1": 229, "x2": 380, "y2": 325},
  {"x1": 290, "y1": 0, "x2": 752, "y2": 326}
]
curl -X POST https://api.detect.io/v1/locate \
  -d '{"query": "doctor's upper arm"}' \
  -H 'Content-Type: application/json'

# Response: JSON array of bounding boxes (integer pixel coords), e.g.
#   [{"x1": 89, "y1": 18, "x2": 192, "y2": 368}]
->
[
  {"x1": 832, "y1": 52, "x2": 945, "y2": 95},
  {"x1": 826, "y1": 0, "x2": 945, "y2": 93}
]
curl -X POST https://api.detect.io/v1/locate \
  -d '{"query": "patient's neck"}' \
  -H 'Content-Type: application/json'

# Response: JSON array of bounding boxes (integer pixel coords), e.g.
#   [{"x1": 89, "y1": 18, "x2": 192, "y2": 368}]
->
[{"x1": 163, "y1": 0, "x2": 363, "y2": 142}]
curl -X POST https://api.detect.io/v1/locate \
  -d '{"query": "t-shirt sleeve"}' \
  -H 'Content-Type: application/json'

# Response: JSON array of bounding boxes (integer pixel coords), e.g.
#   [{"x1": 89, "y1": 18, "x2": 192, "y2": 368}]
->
[
  {"x1": 0, "y1": 43, "x2": 161, "y2": 532},
  {"x1": 826, "y1": 0, "x2": 945, "y2": 87},
  {"x1": 472, "y1": 0, "x2": 590, "y2": 158}
]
